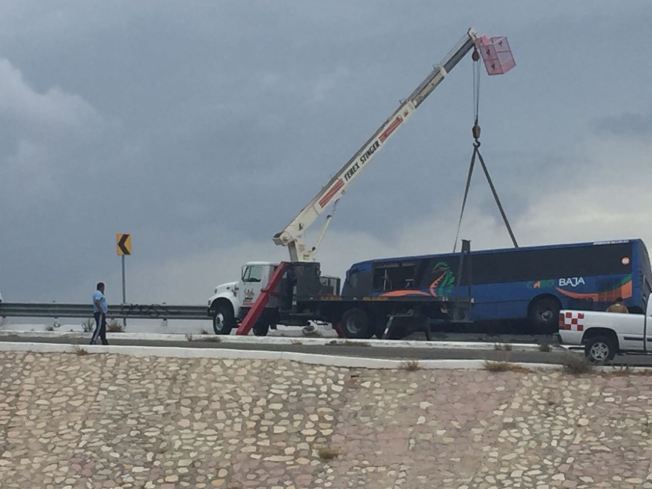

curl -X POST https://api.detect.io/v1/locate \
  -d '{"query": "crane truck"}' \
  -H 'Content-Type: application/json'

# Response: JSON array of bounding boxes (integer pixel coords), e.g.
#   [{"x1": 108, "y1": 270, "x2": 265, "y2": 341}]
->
[{"x1": 207, "y1": 28, "x2": 514, "y2": 338}]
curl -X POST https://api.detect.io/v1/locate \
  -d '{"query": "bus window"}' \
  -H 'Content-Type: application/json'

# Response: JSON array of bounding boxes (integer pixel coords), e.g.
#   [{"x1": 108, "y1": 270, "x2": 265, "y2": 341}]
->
[
  {"x1": 470, "y1": 243, "x2": 632, "y2": 284},
  {"x1": 373, "y1": 262, "x2": 416, "y2": 292}
]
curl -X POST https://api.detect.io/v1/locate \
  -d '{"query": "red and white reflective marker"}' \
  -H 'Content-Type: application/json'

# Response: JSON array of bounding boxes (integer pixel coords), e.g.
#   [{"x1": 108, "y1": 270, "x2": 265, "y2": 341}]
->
[{"x1": 561, "y1": 311, "x2": 585, "y2": 332}]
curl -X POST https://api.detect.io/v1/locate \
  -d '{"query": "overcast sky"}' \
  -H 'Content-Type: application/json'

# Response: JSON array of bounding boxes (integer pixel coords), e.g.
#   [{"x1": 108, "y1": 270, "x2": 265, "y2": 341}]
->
[{"x1": 1, "y1": 1, "x2": 651, "y2": 304}]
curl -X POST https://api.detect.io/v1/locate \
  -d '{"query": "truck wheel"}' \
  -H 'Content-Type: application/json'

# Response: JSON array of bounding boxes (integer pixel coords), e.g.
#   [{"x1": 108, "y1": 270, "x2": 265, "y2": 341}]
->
[
  {"x1": 253, "y1": 321, "x2": 270, "y2": 336},
  {"x1": 584, "y1": 335, "x2": 617, "y2": 363},
  {"x1": 527, "y1": 297, "x2": 560, "y2": 333},
  {"x1": 341, "y1": 308, "x2": 373, "y2": 339},
  {"x1": 212, "y1": 303, "x2": 235, "y2": 335}
]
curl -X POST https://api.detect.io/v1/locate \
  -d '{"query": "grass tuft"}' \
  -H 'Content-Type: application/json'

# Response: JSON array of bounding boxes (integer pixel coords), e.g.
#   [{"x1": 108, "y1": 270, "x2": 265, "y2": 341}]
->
[
  {"x1": 494, "y1": 343, "x2": 513, "y2": 351},
  {"x1": 607, "y1": 364, "x2": 631, "y2": 376},
  {"x1": 400, "y1": 360, "x2": 421, "y2": 371},
  {"x1": 81, "y1": 318, "x2": 94, "y2": 333},
  {"x1": 73, "y1": 345, "x2": 89, "y2": 356},
  {"x1": 107, "y1": 320, "x2": 124, "y2": 333},
  {"x1": 538, "y1": 343, "x2": 552, "y2": 352},
  {"x1": 561, "y1": 353, "x2": 594, "y2": 375},
  {"x1": 484, "y1": 361, "x2": 530, "y2": 373}
]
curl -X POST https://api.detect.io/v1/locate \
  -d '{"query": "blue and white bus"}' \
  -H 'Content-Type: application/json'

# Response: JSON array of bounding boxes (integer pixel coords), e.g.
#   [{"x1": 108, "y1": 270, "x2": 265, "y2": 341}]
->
[{"x1": 340, "y1": 239, "x2": 652, "y2": 333}]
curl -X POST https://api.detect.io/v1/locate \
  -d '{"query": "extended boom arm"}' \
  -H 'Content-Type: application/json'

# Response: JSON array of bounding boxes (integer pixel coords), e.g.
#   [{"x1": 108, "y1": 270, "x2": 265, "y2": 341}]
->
[{"x1": 273, "y1": 28, "x2": 480, "y2": 261}]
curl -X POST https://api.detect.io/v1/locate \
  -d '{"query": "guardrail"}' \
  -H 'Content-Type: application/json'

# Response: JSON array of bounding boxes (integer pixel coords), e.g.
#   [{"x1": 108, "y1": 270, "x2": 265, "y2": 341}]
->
[{"x1": 0, "y1": 303, "x2": 211, "y2": 320}]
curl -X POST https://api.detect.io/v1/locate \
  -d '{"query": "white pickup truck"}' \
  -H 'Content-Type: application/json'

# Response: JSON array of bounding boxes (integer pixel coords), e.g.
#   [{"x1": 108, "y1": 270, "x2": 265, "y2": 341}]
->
[{"x1": 559, "y1": 301, "x2": 652, "y2": 362}]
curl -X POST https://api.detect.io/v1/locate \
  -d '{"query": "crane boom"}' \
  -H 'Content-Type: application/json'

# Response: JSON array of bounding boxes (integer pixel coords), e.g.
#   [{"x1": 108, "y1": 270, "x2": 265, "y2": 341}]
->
[{"x1": 273, "y1": 28, "x2": 480, "y2": 262}]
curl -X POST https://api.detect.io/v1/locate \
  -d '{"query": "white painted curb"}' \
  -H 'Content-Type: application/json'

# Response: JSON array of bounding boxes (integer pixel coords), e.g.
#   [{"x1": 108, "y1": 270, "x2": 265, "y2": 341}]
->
[
  {"x1": 0, "y1": 330, "x2": 550, "y2": 352},
  {"x1": 2, "y1": 341, "x2": 647, "y2": 372},
  {"x1": 0, "y1": 341, "x2": 561, "y2": 370}
]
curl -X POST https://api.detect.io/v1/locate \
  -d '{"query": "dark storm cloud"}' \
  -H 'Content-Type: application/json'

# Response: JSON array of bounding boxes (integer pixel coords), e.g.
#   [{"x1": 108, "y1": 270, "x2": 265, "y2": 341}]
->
[
  {"x1": 593, "y1": 112, "x2": 652, "y2": 137},
  {"x1": 1, "y1": 1, "x2": 652, "y2": 303}
]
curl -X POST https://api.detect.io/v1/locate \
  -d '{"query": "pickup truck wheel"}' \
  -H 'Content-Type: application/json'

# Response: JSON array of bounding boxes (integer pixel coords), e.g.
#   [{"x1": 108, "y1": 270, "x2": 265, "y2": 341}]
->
[
  {"x1": 253, "y1": 321, "x2": 270, "y2": 336},
  {"x1": 584, "y1": 336, "x2": 616, "y2": 363},
  {"x1": 212, "y1": 303, "x2": 235, "y2": 335},
  {"x1": 341, "y1": 308, "x2": 374, "y2": 339},
  {"x1": 528, "y1": 297, "x2": 560, "y2": 333}
]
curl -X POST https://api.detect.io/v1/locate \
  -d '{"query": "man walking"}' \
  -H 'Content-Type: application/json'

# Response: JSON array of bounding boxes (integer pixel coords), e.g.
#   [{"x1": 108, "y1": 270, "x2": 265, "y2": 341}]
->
[{"x1": 91, "y1": 282, "x2": 109, "y2": 345}]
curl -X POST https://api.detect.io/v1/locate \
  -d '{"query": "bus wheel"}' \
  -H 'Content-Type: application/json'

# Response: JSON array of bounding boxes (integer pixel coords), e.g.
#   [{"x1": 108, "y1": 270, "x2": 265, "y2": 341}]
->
[
  {"x1": 528, "y1": 297, "x2": 560, "y2": 333},
  {"x1": 341, "y1": 308, "x2": 374, "y2": 339}
]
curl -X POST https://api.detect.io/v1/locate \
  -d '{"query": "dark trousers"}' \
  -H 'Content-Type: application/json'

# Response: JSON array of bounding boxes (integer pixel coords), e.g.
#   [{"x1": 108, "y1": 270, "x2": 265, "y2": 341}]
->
[{"x1": 91, "y1": 312, "x2": 108, "y2": 345}]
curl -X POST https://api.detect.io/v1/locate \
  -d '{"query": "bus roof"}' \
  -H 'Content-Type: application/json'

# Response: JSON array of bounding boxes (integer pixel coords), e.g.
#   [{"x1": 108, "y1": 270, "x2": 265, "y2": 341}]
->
[{"x1": 348, "y1": 239, "x2": 644, "y2": 269}]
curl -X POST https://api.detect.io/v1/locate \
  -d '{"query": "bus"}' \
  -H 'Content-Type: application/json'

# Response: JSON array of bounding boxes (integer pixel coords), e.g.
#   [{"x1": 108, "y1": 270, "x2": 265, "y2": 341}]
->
[{"x1": 340, "y1": 239, "x2": 652, "y2": 332}]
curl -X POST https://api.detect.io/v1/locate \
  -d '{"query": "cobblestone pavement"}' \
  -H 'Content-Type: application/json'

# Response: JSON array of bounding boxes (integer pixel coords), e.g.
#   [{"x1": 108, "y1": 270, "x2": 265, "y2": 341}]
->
[{"x1": 0, "y1": 352, "x2": 651, "y2": 488}]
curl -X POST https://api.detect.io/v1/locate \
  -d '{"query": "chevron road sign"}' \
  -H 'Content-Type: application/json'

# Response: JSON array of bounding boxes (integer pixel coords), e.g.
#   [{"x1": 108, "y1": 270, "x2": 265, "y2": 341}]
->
[
  {"x1": 116, "y1": 233, "x2": 132, "y2": 256},
  {"x1": 115, "y1": 232, "x2": 132, "y2": 326}
]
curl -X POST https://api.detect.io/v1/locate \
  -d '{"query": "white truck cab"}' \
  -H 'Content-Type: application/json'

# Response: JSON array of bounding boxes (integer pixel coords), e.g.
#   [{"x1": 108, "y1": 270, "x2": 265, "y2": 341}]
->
[
  {"x1": 559, "y1": 299, "x2": 652, "y2": 363},
  {"x1": 208, "y1": 262, "x2": 278, "y2": 335}
]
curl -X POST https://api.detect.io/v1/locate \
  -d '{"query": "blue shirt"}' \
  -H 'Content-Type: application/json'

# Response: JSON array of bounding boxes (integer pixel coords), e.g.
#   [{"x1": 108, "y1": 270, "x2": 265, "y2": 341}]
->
[{"x1": 92, "y1": 290, "x2": 108, "y2": 314}]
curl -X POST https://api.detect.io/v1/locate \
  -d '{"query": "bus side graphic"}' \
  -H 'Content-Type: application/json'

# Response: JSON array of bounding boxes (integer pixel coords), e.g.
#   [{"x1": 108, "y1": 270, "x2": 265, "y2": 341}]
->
[
  {"x1": 381, "y1": 262, "x2": 455, "y2": 298},
  {"x1": 556, "y1": 276, "x2": 632, "y2": 302}
]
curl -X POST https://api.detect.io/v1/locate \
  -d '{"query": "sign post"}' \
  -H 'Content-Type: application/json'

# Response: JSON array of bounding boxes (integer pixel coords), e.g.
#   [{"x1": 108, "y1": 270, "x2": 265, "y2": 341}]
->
[{"x1": 115, "y1": 233, "x2": 132, "y2": 328}]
